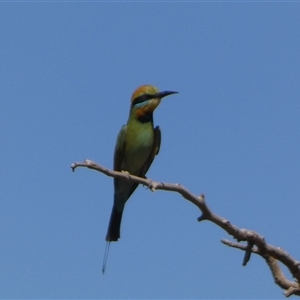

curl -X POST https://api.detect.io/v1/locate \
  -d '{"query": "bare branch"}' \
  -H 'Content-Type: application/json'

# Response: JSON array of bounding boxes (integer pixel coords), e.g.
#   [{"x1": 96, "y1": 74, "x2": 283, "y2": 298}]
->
[{"x1": 71, "y1": 160, "x2": 300, "y2": 297}]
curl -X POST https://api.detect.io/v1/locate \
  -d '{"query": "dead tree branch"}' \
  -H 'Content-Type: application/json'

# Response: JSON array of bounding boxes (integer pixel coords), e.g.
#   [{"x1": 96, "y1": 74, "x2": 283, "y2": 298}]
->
[{"x1": 71, "y1": 159, "x2": 300, "y2": 297}]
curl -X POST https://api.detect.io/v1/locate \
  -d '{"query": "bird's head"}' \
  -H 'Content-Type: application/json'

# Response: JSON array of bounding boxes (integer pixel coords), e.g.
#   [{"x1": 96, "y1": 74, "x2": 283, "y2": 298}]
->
[{"x1": 130, "y1": 85, "x2": 178, "y2": 119}]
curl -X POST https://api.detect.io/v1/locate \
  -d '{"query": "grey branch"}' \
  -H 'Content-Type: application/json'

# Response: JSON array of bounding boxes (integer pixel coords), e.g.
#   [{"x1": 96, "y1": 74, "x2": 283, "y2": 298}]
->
[{"x1": 71, "y1": 159, "x2": 300, "y2": 297}]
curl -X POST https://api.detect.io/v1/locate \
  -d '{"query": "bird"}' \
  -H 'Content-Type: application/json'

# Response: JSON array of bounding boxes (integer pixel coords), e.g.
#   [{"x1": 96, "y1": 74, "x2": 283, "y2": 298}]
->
[{"x1": 102, "y1": 85, "x2": 178, "y2": 273}]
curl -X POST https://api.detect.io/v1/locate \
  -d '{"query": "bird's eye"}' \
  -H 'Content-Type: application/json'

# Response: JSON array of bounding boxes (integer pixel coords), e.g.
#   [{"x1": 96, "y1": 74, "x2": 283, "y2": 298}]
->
[{"x1": 132, "y1": 94, "x2": 155, "y2": 107}]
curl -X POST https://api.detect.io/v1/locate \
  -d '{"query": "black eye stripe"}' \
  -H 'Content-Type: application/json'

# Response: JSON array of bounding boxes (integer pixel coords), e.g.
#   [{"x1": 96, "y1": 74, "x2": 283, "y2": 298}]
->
[{"x1": 132, "y1": 93, "x2": 157, "y2": 106}]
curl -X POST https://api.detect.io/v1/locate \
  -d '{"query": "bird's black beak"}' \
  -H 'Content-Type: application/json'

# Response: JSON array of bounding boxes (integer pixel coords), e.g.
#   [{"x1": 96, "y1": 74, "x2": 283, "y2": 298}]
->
[{"x1": 155, "y1": 91, "x2": 178, "y2": 99}]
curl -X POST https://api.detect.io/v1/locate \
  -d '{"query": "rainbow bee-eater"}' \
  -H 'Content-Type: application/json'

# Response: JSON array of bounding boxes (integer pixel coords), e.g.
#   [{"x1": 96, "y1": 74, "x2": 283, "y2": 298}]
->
[{"x1": 102, "y1": 85, "x2": 178, "y2": 273}]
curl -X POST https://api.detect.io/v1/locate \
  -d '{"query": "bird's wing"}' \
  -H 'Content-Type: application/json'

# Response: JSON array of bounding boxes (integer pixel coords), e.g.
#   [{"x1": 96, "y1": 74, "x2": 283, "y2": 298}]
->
[
  {"x1": 113, "y1": 125, "x2": 127, "y2": 171},
  {"x1": 124, "y1": 126, "x2": 161, "y2": 199},
  {"x1": 113, "y1": 125, "x2": 161, "y2": 200},
  {"x1": 139, "y1": 125, "x2": 161, "y2": 177}
]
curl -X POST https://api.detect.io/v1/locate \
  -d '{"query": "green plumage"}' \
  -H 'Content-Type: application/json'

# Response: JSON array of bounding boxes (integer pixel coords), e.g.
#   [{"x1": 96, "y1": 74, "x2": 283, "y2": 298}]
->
[
  {"x1": 105, "y1": 85, "x2": 177, "y2": 242},
  {"x1": 106, "y1": 117, "x2": 161, "y2": 241}
]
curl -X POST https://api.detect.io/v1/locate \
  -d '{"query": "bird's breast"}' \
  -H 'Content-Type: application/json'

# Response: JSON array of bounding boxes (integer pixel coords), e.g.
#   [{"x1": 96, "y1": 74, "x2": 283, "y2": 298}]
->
[{"x1": 124, "y1": 123, "x2": 154, "y2": 174}]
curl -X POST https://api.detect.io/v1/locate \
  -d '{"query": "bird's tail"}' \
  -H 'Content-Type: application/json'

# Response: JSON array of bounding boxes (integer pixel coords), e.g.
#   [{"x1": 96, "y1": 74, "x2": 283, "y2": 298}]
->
[
  {"x1": 105, "y1": 205, "x2": 123, "y2": 242},
  {"x1": 102, "y1": 205, "x2": 124, "y2": 273}
]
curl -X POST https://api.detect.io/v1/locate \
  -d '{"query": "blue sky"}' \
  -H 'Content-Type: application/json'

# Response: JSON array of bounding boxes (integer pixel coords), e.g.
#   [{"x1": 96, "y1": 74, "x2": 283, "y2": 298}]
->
[{"x1": 1, "y1": 2, "x2": 300, "y2": 299}]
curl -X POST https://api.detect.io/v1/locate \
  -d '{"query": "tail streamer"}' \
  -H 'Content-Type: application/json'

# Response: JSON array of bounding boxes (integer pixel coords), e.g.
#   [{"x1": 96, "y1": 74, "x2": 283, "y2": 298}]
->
[{"x1": 102, "y1": 241, "x2": 111, "y2": 274}]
